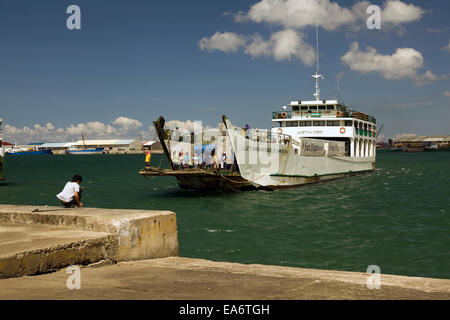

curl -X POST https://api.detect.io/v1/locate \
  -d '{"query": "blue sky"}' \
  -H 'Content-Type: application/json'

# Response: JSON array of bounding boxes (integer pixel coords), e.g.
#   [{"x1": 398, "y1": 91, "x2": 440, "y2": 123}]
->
[{"x1": 0, "y1": 0, "x2": 449, "y2": 142}]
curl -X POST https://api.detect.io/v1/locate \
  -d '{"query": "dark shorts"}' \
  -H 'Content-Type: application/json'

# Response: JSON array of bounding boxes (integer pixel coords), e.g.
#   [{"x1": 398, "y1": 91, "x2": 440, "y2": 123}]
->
[{"x1": 61, "y1": 188, "x2": 83, "y2": 208}]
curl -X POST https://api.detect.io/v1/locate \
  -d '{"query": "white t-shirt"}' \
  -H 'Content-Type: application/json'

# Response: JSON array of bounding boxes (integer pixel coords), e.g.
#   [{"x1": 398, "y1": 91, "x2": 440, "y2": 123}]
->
[{"x1": 56, "y1": 182, "x2": 80, "y2": 203}]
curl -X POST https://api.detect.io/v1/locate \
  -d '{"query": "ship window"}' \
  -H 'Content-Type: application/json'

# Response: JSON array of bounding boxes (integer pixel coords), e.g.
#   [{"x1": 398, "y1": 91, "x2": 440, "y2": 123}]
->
[
  {"x1": 292, "y1": 106, "x2": 299, "y2": 111},
  {"x1": 309, "y1": 106, "x2": 318, "y2": 110},
  {"x1": 299, "y1": 121, "x2": 312, "y2": 127},
  {"x1": 313, "y1": 121, "x2": 325, "y2": 126},
  {"x1": 281, "y1": 121, "x2": 286, "y2": 127},
  {"x1": 345, "y1": 120, "x2": 353, "y2": 127},
  {"x1": 300, "y1": 106, "x2": 308, "y2": 111},
  {"x1": 354, "y1": 122, "x2": 358, "y2": 128},
  {"x1": 364, "y1": 123, "x2": 368, "y2": 129},
  {"x1": 326, "y1": 121, "x2": 340, "y2": 126},
  {"x1": 286, "y1": 121, "x2": 298, "y2": 127},
  {"x1": 273, "y1": 121, "x2": 281, "y2": 127},
  {"x1": 318, "y1": 105, "x2": 326, "y2": 110},
  {"x1": 327, "y1": 105, "x2": 335, "y2": 110}
]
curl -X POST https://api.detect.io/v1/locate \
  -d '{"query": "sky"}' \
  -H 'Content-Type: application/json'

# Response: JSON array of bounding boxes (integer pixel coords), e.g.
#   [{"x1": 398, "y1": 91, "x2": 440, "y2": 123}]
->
[{"x1": 0, "y1": 0, "x2": 449, "y2": 143}]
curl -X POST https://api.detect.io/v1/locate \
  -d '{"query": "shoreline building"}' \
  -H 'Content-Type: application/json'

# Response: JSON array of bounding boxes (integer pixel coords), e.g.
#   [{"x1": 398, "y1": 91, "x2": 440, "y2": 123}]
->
[
  {"x1": 396, "y1": 135, "x2": 450, "y2": 152},
  {"x1": 142, "y1": 140, "x2": 163, "y2": 153},
  {"x1": 38, "y1": 142, "x2": 75, "y2": 155},
  {"x1": 72, "y1": 139, "x2": 143, "y2": 154}
]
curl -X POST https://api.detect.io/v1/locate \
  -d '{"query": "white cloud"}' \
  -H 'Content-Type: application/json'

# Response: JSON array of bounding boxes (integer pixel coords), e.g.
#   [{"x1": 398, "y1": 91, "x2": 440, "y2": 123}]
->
[
  {"x1": 164, "y1": 120, "x2": 220, "y2": 132},
  {"x1": 341, "y1": 42, "x2": 439, "y2": 86},
  {"x1": 381, "y1": 0, "x2": 426, "y2": 25},
  {"x1": 165, "y1": 120, "x2": 197, "y2": 131},
  {"x1": 199, "y1": 32, "x2": 247, "y2": 53},
  {"x1": 3, "y1": 117, "x2": 152, "y2": 144},
  {"x1": 443, "y1": 40, "x2": 450, "y2": 53},
  {"x1": 199, "y1": 29, "x2": 315, "y2": 65},
  {"x1": 413, "y1": 70, "x2": 438, "y2": 87},
  {"x1": 244, "y1": 34, "x2": 272, "y2": 58},
  {"x1": 243, "y1": 0, "x2": 356, "y2": 31},
  {"x1": 395, "y1": 133, "x2": 416, "y2": 140},
  {"x1": 426, "y1": 28, "x2": 440, "y2": 34},
  {"x1": 342, "y1": 42, "x2": 422, "y2": 79},
  {"x1": 234, "y1": 0, "x2": 425, "y2": 31},
  {"x1": 245, "y1": 29, "x2": 315, "y2": 65}
]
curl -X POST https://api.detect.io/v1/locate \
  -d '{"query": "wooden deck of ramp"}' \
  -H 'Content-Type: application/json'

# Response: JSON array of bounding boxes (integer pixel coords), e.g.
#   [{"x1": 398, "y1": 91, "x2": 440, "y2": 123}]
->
[{"x1": 139, "y1": 166, "x2": 256, "y2": 191}]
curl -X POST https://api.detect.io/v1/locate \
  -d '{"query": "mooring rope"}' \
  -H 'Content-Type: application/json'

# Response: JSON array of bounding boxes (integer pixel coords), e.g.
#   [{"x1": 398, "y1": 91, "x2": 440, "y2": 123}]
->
[{"x1": 218, "y1": 171, "x2": 265, "y2": 184}]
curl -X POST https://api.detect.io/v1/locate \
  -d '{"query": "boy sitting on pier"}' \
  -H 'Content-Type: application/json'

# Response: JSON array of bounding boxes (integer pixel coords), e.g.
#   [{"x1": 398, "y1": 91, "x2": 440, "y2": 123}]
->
[{"x1": 56, "y1": 175, "x2": 83, "y2": 208}]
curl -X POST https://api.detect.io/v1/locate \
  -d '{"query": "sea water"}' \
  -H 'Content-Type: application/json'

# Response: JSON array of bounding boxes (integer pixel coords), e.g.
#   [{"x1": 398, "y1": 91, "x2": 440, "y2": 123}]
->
[{"x1": 0, "y1": 152, "x2": 448, "y2": 279}]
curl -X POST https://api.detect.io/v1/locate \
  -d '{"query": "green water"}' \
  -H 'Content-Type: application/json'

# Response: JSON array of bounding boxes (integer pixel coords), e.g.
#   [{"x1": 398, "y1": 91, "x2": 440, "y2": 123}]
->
[{"x1": 0, "y1": 153, "x2": 448, "y2": 279}]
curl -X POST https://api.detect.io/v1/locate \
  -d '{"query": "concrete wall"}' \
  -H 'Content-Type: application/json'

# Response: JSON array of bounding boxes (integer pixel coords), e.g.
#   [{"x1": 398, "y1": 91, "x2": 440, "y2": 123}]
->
[{"x1": 0, "y1": 205, "x2": 179, "y2": 278}]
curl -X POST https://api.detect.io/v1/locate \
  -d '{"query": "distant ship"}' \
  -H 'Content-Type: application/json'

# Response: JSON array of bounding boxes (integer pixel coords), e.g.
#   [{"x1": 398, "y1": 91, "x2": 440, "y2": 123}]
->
[
  {"x1": 65, "y1": 147, "x2": 104, "y2": 155},
  {"x1": 65, "y1": 130, "x2": 104, "y2": 155},
  {"x1": 6, "y1": 150, "x2": 52, "y2": 155}
]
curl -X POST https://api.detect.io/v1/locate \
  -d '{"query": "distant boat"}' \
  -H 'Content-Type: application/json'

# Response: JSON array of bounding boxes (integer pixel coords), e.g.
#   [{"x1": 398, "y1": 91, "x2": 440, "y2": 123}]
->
[
  {"x1": 6, "y1": 150, "x2": 52, "y2": 155},
  {"x1": 65, "y1": 147, "x2": 104, "y2": 155},
  {"x1": 65, "y1": 129, "x2": 104, "y2": 155}
]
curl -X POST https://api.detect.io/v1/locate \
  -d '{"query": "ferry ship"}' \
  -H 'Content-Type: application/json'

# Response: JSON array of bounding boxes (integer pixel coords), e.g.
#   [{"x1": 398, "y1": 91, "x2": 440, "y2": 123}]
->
[
  {"x1": 141, "y1": 96, "x2": 376, "y2": 191},
  {"x1": 140, "y1": 21, "x2": 376, "y2": 191}
]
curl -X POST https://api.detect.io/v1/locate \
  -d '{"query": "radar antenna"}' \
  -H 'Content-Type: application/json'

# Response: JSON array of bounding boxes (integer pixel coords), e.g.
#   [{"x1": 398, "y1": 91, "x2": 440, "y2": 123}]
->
[{"x1": 312, "y1": 2, "x2": 323, "y2": 101}]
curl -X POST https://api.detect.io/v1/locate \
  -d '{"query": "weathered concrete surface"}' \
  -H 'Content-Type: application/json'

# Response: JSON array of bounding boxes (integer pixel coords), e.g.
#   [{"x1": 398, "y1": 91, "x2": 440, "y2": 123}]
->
[
  {"x1": 0, "y1": 257, "x2": 448, "y2": 300},
  {"x1": 0, "y1": 223, "x2": 114, "y2": 279},
  {"x1": 0, "y1": 223, "x2": 110, "y2": 255},
  {"x1": 0, "y1": 205, "x2": 178, "y2": 278}
]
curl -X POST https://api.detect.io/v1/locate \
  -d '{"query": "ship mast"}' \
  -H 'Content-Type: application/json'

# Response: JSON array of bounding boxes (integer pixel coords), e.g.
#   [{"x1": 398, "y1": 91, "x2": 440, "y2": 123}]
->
[
  {"x1": 82, "y1": 128, "x2": 86, "y2": 148},
  {"x1": 312, "y1": 3, "x2": 323, "y2": 101}
]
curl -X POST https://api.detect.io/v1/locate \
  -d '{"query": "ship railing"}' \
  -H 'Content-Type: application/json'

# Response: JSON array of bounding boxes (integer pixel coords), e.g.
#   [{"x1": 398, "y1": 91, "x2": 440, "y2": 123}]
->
[
  {"x1": 231, "y1": 127, "x2": 297, "y2": 147},
  {"x1": 272, "y1": 111, "x2": 292, "y2": 119}
]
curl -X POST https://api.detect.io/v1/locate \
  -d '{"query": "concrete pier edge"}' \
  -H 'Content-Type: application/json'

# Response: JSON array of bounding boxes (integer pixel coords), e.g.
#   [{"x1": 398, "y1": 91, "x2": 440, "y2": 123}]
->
[{"x1": 0, "y1": 204, "x2": 178, "y2": 279}]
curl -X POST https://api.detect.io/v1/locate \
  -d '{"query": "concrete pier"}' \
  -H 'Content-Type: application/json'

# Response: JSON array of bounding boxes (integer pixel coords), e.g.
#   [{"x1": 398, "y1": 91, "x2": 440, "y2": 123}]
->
[
  {"x1": 0, "y1": 204, "x2": 449, "y2": 299},
  {"x1": 0, "y1": 257, "x2": 449, "y2": 299},
  {"x1": 0, "y1": 205, "x2": 178, "y2": 279}
]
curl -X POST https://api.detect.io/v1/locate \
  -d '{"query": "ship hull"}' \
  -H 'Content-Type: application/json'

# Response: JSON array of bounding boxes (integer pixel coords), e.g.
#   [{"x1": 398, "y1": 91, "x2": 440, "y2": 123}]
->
[
  {"x1": 65, "y1": 148, "x2": 104, "y2": 155},
  {"x1": 6, "y1": 150, "x2": 52, "y2": 155},
  {"x1": 175, "y1": 175, "x2": 256, "y2": 192},
  {"x1": 176, "y1": 170, "x2": 372, "y2": 191}
]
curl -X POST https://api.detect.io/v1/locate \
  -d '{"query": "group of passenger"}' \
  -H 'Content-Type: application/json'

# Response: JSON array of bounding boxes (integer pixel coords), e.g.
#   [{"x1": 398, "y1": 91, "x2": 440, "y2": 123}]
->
[{"x1": 171, "y1": 151, "x2": 237, "y2": 172}]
